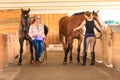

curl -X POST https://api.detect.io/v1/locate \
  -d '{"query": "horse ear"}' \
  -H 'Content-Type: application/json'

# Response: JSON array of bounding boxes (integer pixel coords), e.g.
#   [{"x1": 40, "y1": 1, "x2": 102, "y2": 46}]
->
[
  {"x1": 21, "y1": 8, "x2": 23, "y2": 12},
  {"x1": 97, "y1": 10, "x2": 99, "y2": 13},
  {"x1": 93, "y1": 10, "x2": 95, "y2": 15},
  {"x1": 28, "y1": 8, "x2": 30, "y2": 12}
]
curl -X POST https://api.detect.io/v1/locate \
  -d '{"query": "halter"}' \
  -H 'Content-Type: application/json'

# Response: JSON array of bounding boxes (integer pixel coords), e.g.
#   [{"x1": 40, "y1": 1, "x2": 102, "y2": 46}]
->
[{"x1": 21, "y1": 15, "x2": 30, "y2": 32}]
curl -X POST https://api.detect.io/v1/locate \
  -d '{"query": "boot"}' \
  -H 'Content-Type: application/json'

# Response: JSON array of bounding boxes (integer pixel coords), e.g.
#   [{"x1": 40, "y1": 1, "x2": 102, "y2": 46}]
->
[
  {"x1": 90, "y1": 52, "x2": 95, "y2": 65},
  {"x1": 82, "y1": 52, "x2": 87, "y2": 66},
  {"x1": 32, "y1": 60, "x2": 37, "y2": 65}
]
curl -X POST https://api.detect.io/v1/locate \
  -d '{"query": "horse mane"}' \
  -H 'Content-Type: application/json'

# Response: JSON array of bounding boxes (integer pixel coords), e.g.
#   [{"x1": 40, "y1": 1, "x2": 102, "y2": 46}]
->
[{"x1": 73, "y1": 12, "x2": 85, "y2": 16}]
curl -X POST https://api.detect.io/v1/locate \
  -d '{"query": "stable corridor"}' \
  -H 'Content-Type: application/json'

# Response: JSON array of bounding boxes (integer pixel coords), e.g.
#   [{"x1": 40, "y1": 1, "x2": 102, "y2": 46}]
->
[{"x1": 0, "y1": 50, "x2": 120, "y2": 80}]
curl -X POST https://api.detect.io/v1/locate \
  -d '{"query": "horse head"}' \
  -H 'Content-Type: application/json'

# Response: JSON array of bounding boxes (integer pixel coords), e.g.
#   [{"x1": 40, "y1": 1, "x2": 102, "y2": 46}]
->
[
  {"x1": 92, "y1": 10, "x2": 102, "y2": 27},
  {"x1": 92, "y1": 10, "x2": 103, "y2": 38},
  {"x1": 21, "y1": 8, "x2": 30, "y2": 32}
]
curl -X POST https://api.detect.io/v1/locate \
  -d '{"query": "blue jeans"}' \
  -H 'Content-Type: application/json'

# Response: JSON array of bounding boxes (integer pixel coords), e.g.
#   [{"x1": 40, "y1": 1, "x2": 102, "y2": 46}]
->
[{"x1": 32, "y1": 39, "x2": 44, "y2": 61}]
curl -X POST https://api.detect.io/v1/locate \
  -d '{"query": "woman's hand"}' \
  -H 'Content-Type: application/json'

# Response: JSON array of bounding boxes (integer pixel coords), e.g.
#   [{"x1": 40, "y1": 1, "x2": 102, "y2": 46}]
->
[
  {"x1": 73, "y1": 28, "x2": 76, "y2": 31},
  {"x1": 102, "y1": 29, "x2": 106, "y2": 35},
  {"x1": 33, "y1": 35, "x2": 37, "y2": 38}
]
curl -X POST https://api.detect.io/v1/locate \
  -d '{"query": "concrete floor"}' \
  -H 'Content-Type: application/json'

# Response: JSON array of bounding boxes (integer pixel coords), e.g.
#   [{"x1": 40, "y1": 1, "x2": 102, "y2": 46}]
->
[{"x1": 0, "y1": 51, "x2": 120, "y2": 80}]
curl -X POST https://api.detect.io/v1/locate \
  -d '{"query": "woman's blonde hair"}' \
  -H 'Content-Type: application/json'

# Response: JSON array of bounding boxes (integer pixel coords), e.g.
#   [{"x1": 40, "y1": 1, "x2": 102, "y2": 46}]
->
[
  {"x1": 84, "y1": 11, "x2": 93, "y2": 19},
  {"x1": 30, "y1": 15, "x2": 42, "y2": 24},
  {"x1": 30, "y1": 15, "x2": 37, "y2": 24}
]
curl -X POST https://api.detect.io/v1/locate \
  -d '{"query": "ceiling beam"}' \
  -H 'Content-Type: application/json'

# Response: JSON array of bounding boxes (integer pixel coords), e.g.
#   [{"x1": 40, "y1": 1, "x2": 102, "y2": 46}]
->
[{"x1": 0, "y1": 1, "x2": 120, "y2": 14}]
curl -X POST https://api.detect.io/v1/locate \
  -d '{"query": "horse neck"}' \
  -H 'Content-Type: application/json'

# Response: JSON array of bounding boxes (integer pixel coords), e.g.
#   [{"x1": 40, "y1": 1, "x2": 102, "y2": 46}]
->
[
  {"x1": 68, "y1": 14, "x2": 85, "y2": 36},
  {"x1": 69, "y1": 14, "x2": 85, "y2": 29},
  {"x1": 94, "y1": 17, "x2": 102, "y2": 28},
  {"x1": 19, "y1": 17, "x2": 30, "y2": 32}
]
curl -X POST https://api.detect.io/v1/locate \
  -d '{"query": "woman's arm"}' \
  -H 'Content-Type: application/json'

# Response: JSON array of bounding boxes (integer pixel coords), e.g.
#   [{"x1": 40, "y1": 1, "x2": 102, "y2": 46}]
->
[
  {"x1": 28, "y1": 25, "x2": 37, "y2": 38},
  {"x1": 73, "y1": 20, "x2": 86, "y2": 31},
  {"x1": 38, "y1": 24, "x2": 45, "y2": 38},
  {"x1": 94, "y1": 20, "x2": 104, "y2": 34}
]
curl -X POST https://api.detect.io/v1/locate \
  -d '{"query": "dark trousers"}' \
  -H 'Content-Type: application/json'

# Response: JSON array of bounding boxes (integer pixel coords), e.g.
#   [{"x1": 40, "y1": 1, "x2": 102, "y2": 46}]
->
[
  {"x1": 84, "y1": 33, "x2": 95, "y2": 53},
  {"x1": 82, "y1": 33, "x2": 96, "y2": 65}
]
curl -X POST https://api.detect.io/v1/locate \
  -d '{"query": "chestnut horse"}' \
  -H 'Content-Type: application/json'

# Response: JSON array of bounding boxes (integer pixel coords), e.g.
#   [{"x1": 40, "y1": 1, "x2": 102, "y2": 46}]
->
[{"x1": 59, "y1": 10, "x2": 101, "y2": 64}]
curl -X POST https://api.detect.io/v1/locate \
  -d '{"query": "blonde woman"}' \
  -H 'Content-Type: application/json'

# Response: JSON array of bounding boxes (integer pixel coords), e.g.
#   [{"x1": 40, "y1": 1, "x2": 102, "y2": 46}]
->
[
  {"x1": 73, "y1": 11, "x2": 103, "y2": 66},
  {"x1": 29, "y1": 16, "x2": 45, "y2": 65}
]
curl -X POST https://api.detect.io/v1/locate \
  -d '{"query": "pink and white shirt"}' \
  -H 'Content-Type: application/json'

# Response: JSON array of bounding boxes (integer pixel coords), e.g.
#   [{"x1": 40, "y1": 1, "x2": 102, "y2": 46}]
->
[{"x1": 28, "y1": 23, "x2": 45, "y2": 41}]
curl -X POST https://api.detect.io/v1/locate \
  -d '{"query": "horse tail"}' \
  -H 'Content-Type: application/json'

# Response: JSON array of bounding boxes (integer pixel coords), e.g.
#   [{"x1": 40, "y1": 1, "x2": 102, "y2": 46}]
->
[
  {"x1": 44, "y1": 24, "x2": 48, "y2": 36},
  {"x1": 59, "y1": 17, "x2": 63, "y2": 42},
  {"x1": 59, "y1": 23, "x2": 62, "y2": 42},
  {"x1": 59, "y1": 30, "x2": 61, "y2": 41},
  {"x1": 59, "y1": 16, "x2": 70, "y2": 42}
]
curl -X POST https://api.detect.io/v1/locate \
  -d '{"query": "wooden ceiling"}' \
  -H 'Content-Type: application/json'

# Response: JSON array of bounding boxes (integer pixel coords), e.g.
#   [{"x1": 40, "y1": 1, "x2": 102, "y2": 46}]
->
[
  {"x1": 0, "y1": 0, "x2": 120, "y2": 2},
  {"x1": 0, "y1": 0, "x2": 120, "y2": 14}
]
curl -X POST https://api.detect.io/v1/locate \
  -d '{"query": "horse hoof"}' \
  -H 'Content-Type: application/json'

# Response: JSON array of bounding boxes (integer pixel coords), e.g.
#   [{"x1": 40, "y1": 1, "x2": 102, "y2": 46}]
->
[
  {"x1": 17, "y1": 63, "x2": 22, "y2": 66},
  {"x1": 30, "y1": 62, "x2": 33, "y2": 64},
  {"x1": 63, "y1": 61, "x2": 67, "y2": 65},
  {"x1": 70, "y1": 61, "x2": 73, "y2": 63}
]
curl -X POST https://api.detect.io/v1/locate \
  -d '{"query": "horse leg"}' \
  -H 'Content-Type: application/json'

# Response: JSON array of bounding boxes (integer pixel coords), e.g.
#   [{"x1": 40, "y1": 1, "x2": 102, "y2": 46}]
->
[
  {"x1": 63, "y1": 44, "x2": 69, "y2": 64},
  {"x1": 60, "y1": 33, "x2": 66, "y2": 52},
  {"x1": 18, "y1": 38, "x2": 24, "y2": 65},
  {"x1": 77, "y1": 38, "x2": 82, "y2": 63},
  {"x1": 63, "y1": 36, "x2": 70, "y2": 64},
  {"x1": 69, "y1": 38, "x2": 73, "y2": 63},
  {"x1": 60, "y1": 34, "x2": 68, "y2": 64},
  {"x1": 29, "y1": 40, "x2": 34, "y2": 64}
]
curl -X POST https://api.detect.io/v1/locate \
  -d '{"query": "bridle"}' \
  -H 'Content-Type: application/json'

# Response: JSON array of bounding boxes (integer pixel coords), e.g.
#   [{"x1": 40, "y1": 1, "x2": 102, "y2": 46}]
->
[{"x1": 21, "y1": 14, "x2": 30, "y2": 32}]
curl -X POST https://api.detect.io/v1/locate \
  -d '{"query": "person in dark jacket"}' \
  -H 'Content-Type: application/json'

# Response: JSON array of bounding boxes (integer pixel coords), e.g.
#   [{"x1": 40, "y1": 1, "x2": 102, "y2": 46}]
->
[{"x1": 73, "y1": 11, "x2": 104, "y2": 66}]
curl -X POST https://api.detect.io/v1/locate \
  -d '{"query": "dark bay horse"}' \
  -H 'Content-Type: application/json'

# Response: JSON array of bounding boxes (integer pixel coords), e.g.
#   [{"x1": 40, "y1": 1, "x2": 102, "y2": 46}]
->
[
  {"x1": 18, "y1": 8, "x2": 33, "y2": 65},
  {"x1": 59, "y1": 10, "x2": 101, "y2": 64},
  {"x1": 18, "y1": 8, "x2": 48, "y2": 65}
]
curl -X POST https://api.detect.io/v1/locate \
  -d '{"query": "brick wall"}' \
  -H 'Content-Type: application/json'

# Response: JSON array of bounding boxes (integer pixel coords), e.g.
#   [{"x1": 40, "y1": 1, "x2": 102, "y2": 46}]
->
[
  {"x1": 0, "y1": 32, "x2": 26, "y2": 70},
  {"x1": 0, "y1": 34, "x2": 7, "y2": 70},
  {"x1": 95, "y1": 25, "x2": 120, "y2": 70},
  {"x1": 95, "y1": 39, "x2": 103, "y2": 61},
  {"x1": 112, "y1": 32, "x2": 120, "y2": 69},
  {"x1": 6, "y1": 32, "x2": 21, "y2": 62}
]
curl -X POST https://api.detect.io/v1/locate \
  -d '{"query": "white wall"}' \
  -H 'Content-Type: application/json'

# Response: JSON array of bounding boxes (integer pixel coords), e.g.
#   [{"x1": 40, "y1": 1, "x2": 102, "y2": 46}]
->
[
  {"x1": 0, "y1": 0, "x2": 120, "y2": 26},
  {"x1": 99, "y1": 9, "x2": 120, "y2": 21},
  {"x1": 0, "y1": 1, "x2": 120, "y2": 11},
  {"x1": 0, "y1": 0, "x2": 120, "y2": 2},
  {"x1": 99, "y1": 9, "x2": 120, "y2": 26}
]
